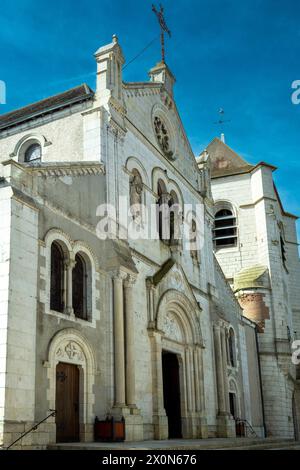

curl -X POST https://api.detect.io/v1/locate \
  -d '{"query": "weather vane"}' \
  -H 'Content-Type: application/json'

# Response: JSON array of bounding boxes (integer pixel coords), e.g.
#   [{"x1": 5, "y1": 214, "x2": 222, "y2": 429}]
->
[
  {"x1": 214, "y1": 108, "x2": 231, "y2": 125},
  {"x1": 214, "y1": 108, "x2": 231, "y2": 143},
  {"x1": 152, "y1": 4, "x2": 171, "y2": 63}
]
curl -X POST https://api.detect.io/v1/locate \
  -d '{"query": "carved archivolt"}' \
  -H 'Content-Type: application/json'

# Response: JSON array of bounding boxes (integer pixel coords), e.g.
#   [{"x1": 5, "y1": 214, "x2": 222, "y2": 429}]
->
[{"x1": 156, "y1": 290, "x2": 203, "y2": 346}]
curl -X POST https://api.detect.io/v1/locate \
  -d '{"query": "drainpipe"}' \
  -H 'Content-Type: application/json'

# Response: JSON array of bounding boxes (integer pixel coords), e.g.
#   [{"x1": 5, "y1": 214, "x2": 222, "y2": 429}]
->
[{"x1": 255, "y1": 324, "x2": 267, "y2": 438}]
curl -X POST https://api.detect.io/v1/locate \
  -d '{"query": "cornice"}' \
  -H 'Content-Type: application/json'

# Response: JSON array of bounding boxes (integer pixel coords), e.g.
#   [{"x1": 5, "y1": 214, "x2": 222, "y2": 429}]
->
[{"x1": 26, "y1": 162, "x2": 105, "y2": 177}]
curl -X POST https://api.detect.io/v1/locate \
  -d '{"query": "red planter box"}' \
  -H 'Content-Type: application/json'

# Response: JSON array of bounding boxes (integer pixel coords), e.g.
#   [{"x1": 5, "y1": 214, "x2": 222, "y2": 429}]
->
[{"x1": 94, "y1": 416, "x2": 125, "y2": 442}]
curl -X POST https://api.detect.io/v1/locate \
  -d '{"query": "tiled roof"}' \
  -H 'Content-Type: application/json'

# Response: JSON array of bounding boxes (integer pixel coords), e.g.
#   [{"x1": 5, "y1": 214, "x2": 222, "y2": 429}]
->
[
  {"x1": 0, "y1": 84, "x2": 94, "y2": 130},
  {"x1": 201, "y1": 137, "x2": 255, "y2": 178}
]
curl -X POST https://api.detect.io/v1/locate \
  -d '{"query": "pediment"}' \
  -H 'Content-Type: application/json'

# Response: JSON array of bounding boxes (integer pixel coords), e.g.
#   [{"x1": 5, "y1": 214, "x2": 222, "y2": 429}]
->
[{"x1": 148, "y1": 258, "x2": 200, "y2": 312}]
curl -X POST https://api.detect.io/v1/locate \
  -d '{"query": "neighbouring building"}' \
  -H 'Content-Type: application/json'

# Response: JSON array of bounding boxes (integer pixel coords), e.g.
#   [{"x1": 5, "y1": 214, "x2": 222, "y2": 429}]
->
[{"x1": 202, "y1": 137, "x2": 300, "y2": 438}]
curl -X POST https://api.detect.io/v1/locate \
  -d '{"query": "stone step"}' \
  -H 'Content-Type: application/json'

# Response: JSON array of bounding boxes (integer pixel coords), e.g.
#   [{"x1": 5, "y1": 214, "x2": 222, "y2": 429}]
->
[{"x1": 47, "y1": 437, "x2": 296, "y2": 451}]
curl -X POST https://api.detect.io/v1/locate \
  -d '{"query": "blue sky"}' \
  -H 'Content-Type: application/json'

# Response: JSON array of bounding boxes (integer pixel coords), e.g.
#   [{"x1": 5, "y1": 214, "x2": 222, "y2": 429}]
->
[{"x1": 0, "y1": 0, "x2": 299, "y2": 241}]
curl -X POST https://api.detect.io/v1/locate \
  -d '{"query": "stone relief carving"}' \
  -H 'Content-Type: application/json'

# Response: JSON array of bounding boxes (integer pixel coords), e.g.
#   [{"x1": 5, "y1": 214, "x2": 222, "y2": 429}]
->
[
  {"x1": 169, "y1": 270, "x2": 183, "y2": 289},
  {"x1": 55, "y1": 341, "x2": 84, "y2": 362},
  {"x1": 163, "y1": 312, "x2": 182, "y2": 342},
  {"x1": 129, "y1": 169, "x2": 143, "y2": 222}
]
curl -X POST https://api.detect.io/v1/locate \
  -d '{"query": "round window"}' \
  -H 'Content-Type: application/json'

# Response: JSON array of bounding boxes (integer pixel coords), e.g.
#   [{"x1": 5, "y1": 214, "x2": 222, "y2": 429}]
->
[{"x1": 153, "y1": 116, "x2": 174, "y2": 160}]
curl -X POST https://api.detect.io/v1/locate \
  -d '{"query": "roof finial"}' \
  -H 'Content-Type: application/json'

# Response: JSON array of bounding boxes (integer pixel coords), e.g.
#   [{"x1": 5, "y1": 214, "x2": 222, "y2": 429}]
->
[
  {"x1": 152, "y1": 4, "x2": 171, "y2": 63},
  {"x1": 221, "y1": 133, "x2": 226, "y2": 144}
]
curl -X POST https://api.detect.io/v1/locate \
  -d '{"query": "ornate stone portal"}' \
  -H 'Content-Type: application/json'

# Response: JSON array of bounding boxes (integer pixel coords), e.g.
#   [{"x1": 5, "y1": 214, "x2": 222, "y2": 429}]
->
[{"x1": 149, "y1": 289, "x2": 207, "y2": 439}]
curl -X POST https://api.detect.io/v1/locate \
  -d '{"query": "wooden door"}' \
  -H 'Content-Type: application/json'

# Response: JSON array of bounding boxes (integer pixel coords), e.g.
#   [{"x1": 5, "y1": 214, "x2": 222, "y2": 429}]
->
[{"x1": 56, "y1": 362, "x2": 80, "y2": 442}]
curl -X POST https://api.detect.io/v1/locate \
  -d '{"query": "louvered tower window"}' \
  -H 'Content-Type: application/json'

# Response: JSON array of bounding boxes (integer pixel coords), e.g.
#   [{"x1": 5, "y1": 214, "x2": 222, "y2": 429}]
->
[
  {"x1": 280, "y1": 235, "x2": 287, "y2": 266},
  {"x1": 213, "y1": 209, "x2": 237, "y2": 248}
]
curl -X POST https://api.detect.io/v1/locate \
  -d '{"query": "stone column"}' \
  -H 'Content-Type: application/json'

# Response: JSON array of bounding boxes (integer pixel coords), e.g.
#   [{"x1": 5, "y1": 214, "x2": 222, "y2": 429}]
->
[
  {"x1": 64, "y1": 258, "x2": 75, "y2": 315},
  {"x1": 146, "y1": 279, "x2": 156, "y2": 328},
  {"x1": 185, "y1": 347, "x2": 192, "y2": 412},
  {"x1": 213, "y1": 324, "x2": 226, "y2": 414},
  {"x1": 198, "y1": 348, "x2": 205, "y2": 412},
  {"x1": 124, "y1": 275, "x2": 136, "y2": 408},
  {"x1": 197, "y1": 347, "x2": 208, "y2": 438},
  {"x1": 113, "y1": 271, "x2": 127, "y2": 407},
  {"x1": 63, "y1": 260, "x2": 68, "y2": 312},
  {"x1": 194, "y1": 348, "x2": 201, "y2": 412},
  {"x1": 221, "y1": 327, "x2": 230, "y2": 414},
  {"x1": 189, "y1": 347, "x2": 196, "y2": 412}
]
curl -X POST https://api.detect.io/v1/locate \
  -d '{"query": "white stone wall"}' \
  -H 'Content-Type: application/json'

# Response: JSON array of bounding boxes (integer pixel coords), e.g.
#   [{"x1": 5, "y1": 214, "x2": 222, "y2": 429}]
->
[
  {"x1": 0, "y1": 187, "x2": 12, "y2": 445},
  {"x1": 212, "y1": 162, "x2": 300, "y2": 438},
  {"x1": 0, "y1": 101, "x2": 94, "y2": 164}
]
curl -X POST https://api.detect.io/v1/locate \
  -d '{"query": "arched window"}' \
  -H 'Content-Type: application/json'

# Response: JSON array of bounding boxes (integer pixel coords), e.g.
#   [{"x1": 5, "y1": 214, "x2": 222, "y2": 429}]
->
[
  {"x1": 169, "y1": 190, "x2": 181, "y2": 245},
  {"x1": 24, "y1": 143, "x2": 42, "y2": 162},
  {"x1": 157, "y1": 179, "x2": 168, "y2": 241},
  {"x1": 72, "y1": 253, "x2": 87, "y2": 320},
  {"x1": 190, "y1": 218, "x2": 199, "y2": 263},
  {"x1": 228, "y1": 328, "x2": 236, "y2": 367},
  {"x1": 213, "y1": 208, "x2": 237, "y2": 248},
  {"x1": 50, "y1": 241, "x2": 65, "y2": 313}
]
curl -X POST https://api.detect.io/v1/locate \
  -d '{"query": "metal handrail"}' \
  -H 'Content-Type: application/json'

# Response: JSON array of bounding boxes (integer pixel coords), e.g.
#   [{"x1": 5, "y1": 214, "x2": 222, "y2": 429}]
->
[
  {"x1": 6, "y1": 409, "x2": 56, "y2": 450},
  {"x1": 235, "y1": 417, "x2": 258, "y2": 438}
]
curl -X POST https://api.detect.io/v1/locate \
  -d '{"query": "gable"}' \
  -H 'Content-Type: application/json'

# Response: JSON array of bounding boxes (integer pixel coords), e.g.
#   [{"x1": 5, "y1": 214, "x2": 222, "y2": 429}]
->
[
  {"x1": 148, "y1": 258, "x2": 199, "y2": 310},
  {"x1": 123, "y1": 83, "x2": 199, "y2": 187}
]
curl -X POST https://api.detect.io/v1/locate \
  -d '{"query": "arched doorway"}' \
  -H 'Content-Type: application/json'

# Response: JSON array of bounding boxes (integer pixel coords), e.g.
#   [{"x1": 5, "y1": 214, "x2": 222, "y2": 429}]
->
[
  {"x1": 46, "y1": 329, "x2": 96, "y2": 442},
  {"x1": 150, "y1": 289, "x2": 207, "y2": 440},
  {"x1": 162, "y1": 351, "x2": 182, "y2": 438}
]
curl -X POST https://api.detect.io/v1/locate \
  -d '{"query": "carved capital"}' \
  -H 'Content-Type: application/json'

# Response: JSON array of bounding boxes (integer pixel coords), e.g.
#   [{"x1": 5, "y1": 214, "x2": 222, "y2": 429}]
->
[
  {"x1": 124, "y1": 274, "x2": 136, "y2": 289},
  {"x1": 112, "y1": 270, "x2": 128, "y2": 282}
]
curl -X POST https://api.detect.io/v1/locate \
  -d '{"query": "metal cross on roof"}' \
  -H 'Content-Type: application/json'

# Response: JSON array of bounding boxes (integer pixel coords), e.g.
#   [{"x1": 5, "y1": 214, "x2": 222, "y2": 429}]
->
[{"x1": 152, "y1": 4, "x2": 171, "y2": 63}]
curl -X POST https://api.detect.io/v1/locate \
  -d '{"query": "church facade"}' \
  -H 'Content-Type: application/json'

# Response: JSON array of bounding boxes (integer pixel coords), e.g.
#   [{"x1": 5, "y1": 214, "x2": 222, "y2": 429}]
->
[{"x1": 0, "y1": 36, "x2": 298, "y2": 448}]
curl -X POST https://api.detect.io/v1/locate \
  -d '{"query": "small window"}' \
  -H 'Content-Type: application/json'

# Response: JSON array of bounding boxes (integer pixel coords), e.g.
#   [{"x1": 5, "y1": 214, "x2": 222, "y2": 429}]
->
[
  {"x1": 213, "y1": 208, "x2": 237, "y2": 248},
  {"x1": 24, "y1": 143, "x2": 42, "y2": 162},
  {"x1": 50, "y1": 242, "x2": 65, "y2": 313}
]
